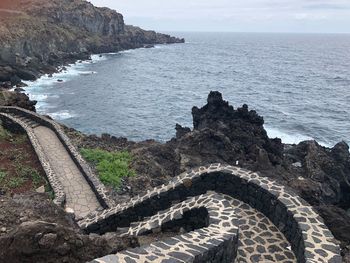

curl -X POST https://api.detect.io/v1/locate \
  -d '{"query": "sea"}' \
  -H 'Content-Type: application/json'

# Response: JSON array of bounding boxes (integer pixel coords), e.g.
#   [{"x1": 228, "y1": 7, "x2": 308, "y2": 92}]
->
[{"x1": 22, "y1": 32, "x2": 350, "y2": 147}]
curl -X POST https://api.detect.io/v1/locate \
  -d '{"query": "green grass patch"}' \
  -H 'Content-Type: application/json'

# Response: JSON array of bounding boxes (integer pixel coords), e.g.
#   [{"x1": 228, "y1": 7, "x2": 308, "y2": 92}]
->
[
  {"x1": 0, "y1": 170, "x2": 7, "y2": 181},
  {"x1": 8, "y1": 176, "x2": 25, "y2": 188},
  {"x1": 0, "y1": 123, "x2": 27, "y2": 144},
  {"x1": 0, "y1": 124, "x2": 11, "y2": 140},
  {"x1": 16, "y1": 165, "x2": 43, "y2": 188},
  {"x1": 80, "y1": 148, "x2": 136, "y2": 189}
]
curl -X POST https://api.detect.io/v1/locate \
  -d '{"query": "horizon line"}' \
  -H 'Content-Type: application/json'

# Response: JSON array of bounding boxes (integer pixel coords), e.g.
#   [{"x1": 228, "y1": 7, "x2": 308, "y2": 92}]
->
[{"x1": 151, "y1": 30, "x2": 350, "y2": 35}]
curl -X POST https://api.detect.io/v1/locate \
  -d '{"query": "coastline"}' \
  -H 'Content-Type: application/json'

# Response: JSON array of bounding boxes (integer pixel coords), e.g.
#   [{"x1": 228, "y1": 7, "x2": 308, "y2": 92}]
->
[{"x1": 21, "y1": 52, "x2": 333, "y2": 148}]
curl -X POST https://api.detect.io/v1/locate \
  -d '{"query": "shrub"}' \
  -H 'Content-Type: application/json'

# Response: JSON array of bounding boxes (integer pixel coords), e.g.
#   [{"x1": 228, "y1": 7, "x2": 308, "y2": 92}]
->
[{"x1": 80, "y1": 148, "x2": 136, "y2": 189}]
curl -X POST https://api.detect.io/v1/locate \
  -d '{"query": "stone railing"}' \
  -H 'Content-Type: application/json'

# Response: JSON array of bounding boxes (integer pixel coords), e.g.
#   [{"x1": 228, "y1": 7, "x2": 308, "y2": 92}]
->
[
  {"x1": 92, "y1": 192, "x2": 239, "y2": 262},
  {"x1": 0, "y1": 112, "x2": 66, "y2": 206},
  {"x1": 0, "y1": 106, "x2": 114, "y2": 208},
  {"x1": 0, "y1": 106, "x2": 342, "y2": 262},
  {"x1": 81, "y1": 164, "x2": 342, "y2": 263}
]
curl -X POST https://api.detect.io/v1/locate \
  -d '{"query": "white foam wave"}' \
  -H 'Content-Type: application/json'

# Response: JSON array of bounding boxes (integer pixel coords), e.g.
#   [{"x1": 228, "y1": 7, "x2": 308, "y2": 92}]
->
[
  {"x1": 49, "y1": 110, "x2": 76, "y2": 120},
  {"x1": 265, "y1": 126, "x2": 330, "y2": 147},
  {"x1": 91, "y1": 54, "x2": 107, "y2": 62},
  {"x1": 29, "y1": 94, "x2": 48, "y2": 101},
  {"x1": 119, "y1": 50, "x2": 134, "y2": 54},
  {"x1": 78, "y1": 71, "x2": 97, "y2": 76}
]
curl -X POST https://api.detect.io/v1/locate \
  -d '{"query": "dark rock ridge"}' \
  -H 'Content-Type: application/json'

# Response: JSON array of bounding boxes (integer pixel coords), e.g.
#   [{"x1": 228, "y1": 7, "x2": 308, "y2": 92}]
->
[
  {"x1": 0, "y1": 0, "x2": 184, "y2": 87},
  {"x1": 0, "y1": 89, "x2": 36, "y2": 111},
  {"x1": 0, "y1": 193, "x2": 138, "y2": 263},
  {"x1": 66, "y1": 91, "x2": 350, "y2": 260}
]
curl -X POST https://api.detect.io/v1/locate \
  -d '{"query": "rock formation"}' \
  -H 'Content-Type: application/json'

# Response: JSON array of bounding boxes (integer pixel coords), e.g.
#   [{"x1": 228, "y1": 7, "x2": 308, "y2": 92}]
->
[
  {"x1": 0, "y1": 0, "x2": 184, "y2": 86},
  {"x1": 0, "y1": 193, "x2": 138, "y2": 263},
  {"x1": 66, "y1": 91, "x2": 350, "y2": 260},
  {"x1": 0, "y1": 89, "x2": 36, "y2": 111}
]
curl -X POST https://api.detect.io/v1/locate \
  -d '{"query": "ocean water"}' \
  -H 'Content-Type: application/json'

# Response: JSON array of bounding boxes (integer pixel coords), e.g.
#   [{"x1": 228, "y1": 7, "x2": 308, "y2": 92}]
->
[{"x1": 23, "y1": 32, "x2": 350, "y2": 147}]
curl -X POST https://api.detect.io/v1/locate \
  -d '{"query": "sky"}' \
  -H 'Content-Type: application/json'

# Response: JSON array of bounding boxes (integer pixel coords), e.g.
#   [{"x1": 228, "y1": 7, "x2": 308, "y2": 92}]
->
[{"x1": 89, "y1": 0, "x2": 350, "y2": 33}]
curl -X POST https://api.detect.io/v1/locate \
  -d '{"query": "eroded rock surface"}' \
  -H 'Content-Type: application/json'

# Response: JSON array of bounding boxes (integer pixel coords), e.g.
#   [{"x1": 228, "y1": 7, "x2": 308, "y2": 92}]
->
[
  {"x1": 66, "y1": 91, "x2": 350, "y2": 261},
  {"x1": 0, "y1": 0, "x2": 184, "y2": 86},
  {"x1": 0, "y1": 193, "x2": 138, "y2": 263},
  {"x1": 0, "y1": 89, "x2": 36, "y2": 111}
]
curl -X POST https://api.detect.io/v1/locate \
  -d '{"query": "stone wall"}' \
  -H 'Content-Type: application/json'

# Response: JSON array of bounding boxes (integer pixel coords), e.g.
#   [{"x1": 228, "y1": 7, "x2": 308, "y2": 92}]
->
[
  {"x1": 0, "y1": 112, "x2": 66, "y2": 206},
  {"x1": 0, "y1": 106, "x2": 343, "y2": 262},
  {"x1": 0, "y1": 106, "x2": 114, "y2": 208},
  {"x1": 91, "y1": 192, "x2": 239, "y2": 263},
  {"x1": 80, "y1": 164, "x2": 342, "y2": 263}
]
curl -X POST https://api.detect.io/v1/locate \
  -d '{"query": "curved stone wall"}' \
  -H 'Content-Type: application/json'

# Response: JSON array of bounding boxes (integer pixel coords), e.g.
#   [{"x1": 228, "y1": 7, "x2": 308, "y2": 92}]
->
[
  {"x1": 0, "y1": 112, "x2": 66, "y2": 206},
  {"x1": 81, "y1": 164, "x2": 342, "y2": 263},
  {"x1": 92, "y1": 192, "x2": 239, "y2": 262},
  {"x1": 0, "y1": 106, "x2": 342, "y2": 262},
  {"x1": 0, "y1": 106, "x2": 114, "y2": 208}
]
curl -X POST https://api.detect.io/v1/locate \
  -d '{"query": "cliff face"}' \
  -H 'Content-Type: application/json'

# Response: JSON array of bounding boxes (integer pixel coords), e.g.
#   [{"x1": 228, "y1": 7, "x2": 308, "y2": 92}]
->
[{"x1": 0, "y1": 0, "x2": 184, "y2": 84}]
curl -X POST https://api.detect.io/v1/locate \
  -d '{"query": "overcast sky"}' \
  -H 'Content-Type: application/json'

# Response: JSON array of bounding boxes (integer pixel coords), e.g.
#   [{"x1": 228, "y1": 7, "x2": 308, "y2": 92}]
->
[{"x1": 89, "y1": 0, "x2": 350, "y2": 33}]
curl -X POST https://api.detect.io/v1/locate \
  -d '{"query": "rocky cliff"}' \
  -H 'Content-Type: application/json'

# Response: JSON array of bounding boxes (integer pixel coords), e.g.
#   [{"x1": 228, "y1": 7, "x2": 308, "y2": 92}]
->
[{"x1": 0, "y1": 0, "x2": 184, "y2": 86}]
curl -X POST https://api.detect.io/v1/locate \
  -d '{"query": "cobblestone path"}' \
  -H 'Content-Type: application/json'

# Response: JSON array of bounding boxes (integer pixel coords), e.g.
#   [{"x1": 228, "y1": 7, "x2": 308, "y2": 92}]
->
[
  {"x1": 228, "y1": 197, "x2": 297, "y2": 263},
  {"x1": 34, "y1": 126, "x2": 101, "y2": 217}
]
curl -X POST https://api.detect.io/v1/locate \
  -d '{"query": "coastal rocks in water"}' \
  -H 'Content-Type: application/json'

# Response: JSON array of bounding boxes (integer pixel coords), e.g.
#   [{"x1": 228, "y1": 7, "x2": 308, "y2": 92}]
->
[
  {"x1": 14, "y1": 87, "x2": 25, "y2": 92},
  {"x1": 0, "y1": 90, "x2": 36, "y2": 111},
  {"x1": 66, "y1": 91, "x2": 350, "y2": 260},
  {"x1": 188, "y1": 91, "x2": 283, "y2": 165},
  {"x1": 0, "y1": 193, "x2": 138, "y2": 263},
  {"x1": 0, "y1": 0, "x2": 184, "y2": 86},
  {"x1": 143, "y1": 44, "x2": 154, "y2": 48}
]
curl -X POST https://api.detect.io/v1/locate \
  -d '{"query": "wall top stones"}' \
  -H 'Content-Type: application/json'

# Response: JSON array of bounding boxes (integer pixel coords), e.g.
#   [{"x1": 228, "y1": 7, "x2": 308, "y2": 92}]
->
[
  {"x1": 81, "y1": 164, "x2": 342, "y2": 263},
  {"x1": 0, "y1": 107, "x2": 342, "y2": 263},
  {"x1": 91, "y1": 192, "x2": 239, "y2": 263}
]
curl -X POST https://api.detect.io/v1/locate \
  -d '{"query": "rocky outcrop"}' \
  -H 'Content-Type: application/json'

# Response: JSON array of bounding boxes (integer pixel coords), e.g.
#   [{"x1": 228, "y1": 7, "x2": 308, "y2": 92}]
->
[
  {"x1": 0, "y1": 90, "x2": 36, "y2": 111},
  {"x1": 66, "y1": 91, "x2": 350, "y2": 261},
  {"x1": 285, "y1": 140, "x2": 350, "y2": 206},
  {"x1": 0, "y1": 0, "x2": 184, "y2": 86},
  {"x1": 0, "y1": 193, "x2": 138, "y2": 263}
]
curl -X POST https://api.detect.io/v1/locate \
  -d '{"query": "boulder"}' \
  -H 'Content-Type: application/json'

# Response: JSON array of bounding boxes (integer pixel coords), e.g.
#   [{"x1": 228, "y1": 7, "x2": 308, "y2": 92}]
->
[
  {"x1": 0, "y1": 193, "x2": 138, "y2": 263},
  {"x1": 0, "y1": 90, "x2": 37, "y2": 111}
]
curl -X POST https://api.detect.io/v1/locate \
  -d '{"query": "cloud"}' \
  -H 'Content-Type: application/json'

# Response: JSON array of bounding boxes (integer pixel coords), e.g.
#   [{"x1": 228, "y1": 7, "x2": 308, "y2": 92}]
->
[{"x1": 89, "y1": 0, "x2": 350, "y2": 33}]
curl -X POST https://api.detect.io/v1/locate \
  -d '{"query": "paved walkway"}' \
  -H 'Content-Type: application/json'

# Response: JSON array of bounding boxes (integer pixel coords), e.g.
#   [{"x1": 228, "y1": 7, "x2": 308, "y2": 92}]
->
[
  {"x1": 34, "y1": 126, "x2": 101, "y2": 217},
  {"x1": 229, "y1": 197, "x2": 296, "y2": 263}
]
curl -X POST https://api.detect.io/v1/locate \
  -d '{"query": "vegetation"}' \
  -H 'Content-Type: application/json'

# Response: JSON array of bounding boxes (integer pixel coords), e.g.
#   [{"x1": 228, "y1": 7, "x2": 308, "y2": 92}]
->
[
  {"x1": 0, "y1": 124, "x2": 10, "y2": 140},
  {"x1": 80, "y1": 148, "x2": 136, "y2": 189},
  {"x1": 0, "y1": 123, "x2": 49, "y2": 194},
  {"x1": 0, "y1": 124, "x2": 27, "y2": 144},
  {"x1": 0, "y1": 165, "x2": 45, "y2": 191}
]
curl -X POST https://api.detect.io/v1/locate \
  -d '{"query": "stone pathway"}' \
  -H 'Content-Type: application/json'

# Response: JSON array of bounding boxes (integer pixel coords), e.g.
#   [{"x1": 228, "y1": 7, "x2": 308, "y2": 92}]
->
[
  {"x1": 0, "y1": 108, "x2": 341, "y2": 263},
  {"x1": 33, "y1": 126, "x2": 101, "y2": 217},
  {"x1": 228, "y1": 197, "x2": 296, "y2": 263}
]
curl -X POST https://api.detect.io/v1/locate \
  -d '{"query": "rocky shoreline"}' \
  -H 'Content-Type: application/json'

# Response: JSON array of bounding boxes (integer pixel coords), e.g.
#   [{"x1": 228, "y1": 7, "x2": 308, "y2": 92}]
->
[
  {"x1": 0, "y1": 1, "x2": 349, "y2": 261},
  {"x1": 1, "y1": 91, "x2": 349, "y2": 261},
  {"x1": 0, "y1": 0, "x2": 184, "y2": 89},
  {"x1": 65, "y1": 91, "x2": 350, "y2": 261}
]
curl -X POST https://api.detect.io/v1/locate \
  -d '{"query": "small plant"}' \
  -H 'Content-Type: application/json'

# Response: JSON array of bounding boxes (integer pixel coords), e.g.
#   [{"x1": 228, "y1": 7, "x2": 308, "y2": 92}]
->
[
  {"x1": 8, "y1": 177, "x2": 25, "y2": 188},
  {"x1": 0, "y1": 170, "x2": 7, "y2": 181},
  {"x1": 16, "y1": 165, "x2": 44, "y2": 187},
  {"x1": 12, "y1": 134, "x2": 28, "y2": 145},
  {"x1": 0, "y1": 125, "x2": 11, "y2": 140},
  {"x1": 31, "y1": 170, "x2": 43, "y2": 188},
  {"x1": 80, "y1": 148, "x2": 136, "y2": 189}
]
